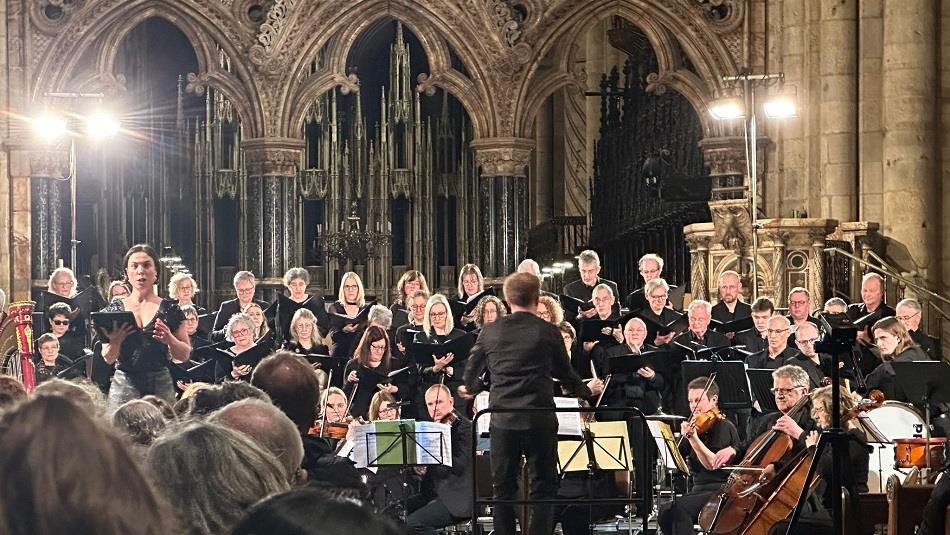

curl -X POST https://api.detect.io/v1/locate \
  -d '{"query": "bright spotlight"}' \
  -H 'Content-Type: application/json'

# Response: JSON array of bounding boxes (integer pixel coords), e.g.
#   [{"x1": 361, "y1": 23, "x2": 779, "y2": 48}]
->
[
  {"x1": 763, "y1": 96, "x2": 797, "y2": 119},
  {"x1": 33, "y1": 115, "x2": 67, "y2": 141},
  {"x1": 85, "y1": 113, "x2": 121, "y2": 138},
  {"x1": 709, "y1": 97, "x2": 745, "y2": 120}
]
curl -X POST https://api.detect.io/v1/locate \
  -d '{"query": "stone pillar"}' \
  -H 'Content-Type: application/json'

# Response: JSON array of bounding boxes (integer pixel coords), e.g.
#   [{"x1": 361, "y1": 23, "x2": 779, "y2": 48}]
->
[
  {"x1": 533, "y1": 98, "x2": 553, "y2": 223},
  {"x1": 819, "y1": 0, "x2": 858, "y2": 220},
  {"x1": 809, "y1": 234, "x2": 827, "y2": 309},
  {"x1": 471, "y1": 137, "x2": 533, "y2": 277},
  {"x1": 882, "y1": 0, "x2": 938, "y2": 282},
  {"x1": 28, "y1": 149, "x2": 70, "y2": 280},
  {"x1": 242, "y1": 138, "x2": 304, "y2": 279},
  {"x1": 686, "y1": 236, "x2": 709, "y2": 302}
]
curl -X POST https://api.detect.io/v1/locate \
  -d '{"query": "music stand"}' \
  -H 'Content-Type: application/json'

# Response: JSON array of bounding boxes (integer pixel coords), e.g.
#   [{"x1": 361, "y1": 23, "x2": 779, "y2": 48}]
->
[
  {"x1": 892, "y1": 361, "x2": 950, "y2": 473},
  {"x1": 681, "y1": 361, "x2": 753, "y2": 411},
  {"x1": 746, "y1": 368, "x2": 780, "y2": 414},
  {"x1": 557, "y1": 421, "x2": 632, "y2": 525}
]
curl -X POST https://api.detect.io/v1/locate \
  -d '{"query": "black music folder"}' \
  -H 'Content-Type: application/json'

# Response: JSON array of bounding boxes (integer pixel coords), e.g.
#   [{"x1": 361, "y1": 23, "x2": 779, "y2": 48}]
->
[
  {"x1": 450, "y1": 288, "x2": 497, "y2": 319},
  {"x1": 90, "y1": 311, "x2": 140, "y2": 342},
  {"x1": 580, "y1": 318, "x2": 620, "y2": 343},
  {"x1": 559, "y1": 294, "x2": 596, "y2": 316},
  {"x1": 746, "y1": 368, "x2": 780, "y2": 413},
  {"x1": 636, "y1": 311, "x2": 688, "y2": 341},
  {"x1": 709, "y1": 315, "x2": 755, "y2": 335},
  {"x1": 407, "y1": 333, "x2": 476, "y2": 367},
  {"x1": 329, "y1": 302, "x2": 375, "y2": 327},
  {"x1": 681, "y1": 360, "x2": 753, "y2": 410},
  {"x1": 607, "y1": 349, "x2": 679, "y2": 376}
]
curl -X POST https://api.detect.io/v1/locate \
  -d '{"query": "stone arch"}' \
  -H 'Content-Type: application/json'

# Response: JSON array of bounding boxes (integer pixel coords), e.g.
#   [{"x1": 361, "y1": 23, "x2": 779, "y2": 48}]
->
[
  {"x1": 31, "y1": 1, "x2": 263, "y2": 135},
  {"x1": 514, "y1": 0, "x2": 738, "y2": 138},
  {"x1": 281, "y1": 4, "x2": 493, "y2": 139}
]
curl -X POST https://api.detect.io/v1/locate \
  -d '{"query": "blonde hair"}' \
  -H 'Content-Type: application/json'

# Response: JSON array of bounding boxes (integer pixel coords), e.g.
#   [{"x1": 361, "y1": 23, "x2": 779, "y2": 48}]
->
[
  {"x1": 422, "y1": 294, "x2": 455, "y2": 336},
  {"x1": 241, "y1": 302, "x2": 270, "y2": 339},
  {"x1": 289, "y1": 308, "x2": 326, "y2": 346},
  {"x1": 394, "y1": 270, "x2": 430, "y2": 303},
  {"x1": 337, "y1": 272, "x2": 366, "y2": 307},
  {"x1": 47, "y1": 267, "x2": 77, "y2": 297},
  {"x1": 537, "y1": 295, "x2": 564, "y2": 324},
  {"x1": 457, "y1": 264, "x2": 484, "y2": 299},
  {"x1": 168, "y1": 272, "x2": 199, "y2": 300}
]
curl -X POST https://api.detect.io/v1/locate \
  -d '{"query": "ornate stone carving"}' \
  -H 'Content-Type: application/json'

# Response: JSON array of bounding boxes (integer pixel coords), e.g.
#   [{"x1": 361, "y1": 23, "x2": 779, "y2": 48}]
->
[
  {"x1": 298, "y1": 168, "x2": 329, "y2": 199},
  {"x1": 699, "y1": 136, "x2": 746, "y2": 178},
  {"x1": 185, "y1": 71, "x2": 211, "y2": 95},
  {"x1": 694, "y1": 0, "x2": 744, "y2": 34},
  {"x1": 471, "y1": 138, "x2": 534, "y2": 177},
  {"x1": 488, "y1": 0, "x2": 525, "y2": 47},
  {"x1": 709, "y1": 199, "x2": 753, "y2": 251},
  {"x1": 243, "y1": 137, "x2": 305, "y2": 177},
  {"x1": 214, "y1": 170, "x2": 240, "y2": 199}
]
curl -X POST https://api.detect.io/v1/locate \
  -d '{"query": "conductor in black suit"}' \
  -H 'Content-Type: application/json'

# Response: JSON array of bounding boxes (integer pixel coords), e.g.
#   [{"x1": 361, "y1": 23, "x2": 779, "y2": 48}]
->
[
  {"x1": 710, "y1": 270, "x2": 752, "y2": 324},
  {"x1": 562, "y1": 249, "x2": 619, "y2": 319},
  {"x1": 211, "y1": 271, "x2": 267, "y2": 339},
  {"x1": 463, "y1": 272, "x2": 592, "y2": 535},
  {"x1": 406, "y1": 384, "x2": 473, "y2": 535}
]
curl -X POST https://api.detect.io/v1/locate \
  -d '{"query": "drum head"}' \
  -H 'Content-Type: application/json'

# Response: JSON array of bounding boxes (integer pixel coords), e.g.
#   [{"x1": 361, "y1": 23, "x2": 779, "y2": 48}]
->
[{"x1": 862, "y1": 401, "x2": 926, "y2": 441}]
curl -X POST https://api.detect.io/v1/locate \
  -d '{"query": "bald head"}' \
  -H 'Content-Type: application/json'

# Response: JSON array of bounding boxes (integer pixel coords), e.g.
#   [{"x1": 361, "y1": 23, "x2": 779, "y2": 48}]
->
[{"x1": 210, "y1": 398, "x2": 304, "y2": 483}]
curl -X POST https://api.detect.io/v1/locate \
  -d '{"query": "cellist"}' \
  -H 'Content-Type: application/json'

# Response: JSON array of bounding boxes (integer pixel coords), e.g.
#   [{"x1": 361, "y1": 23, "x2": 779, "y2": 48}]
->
[
  {"x1": 658, "y1": 376, "x2": 740, "y2": 535},
  {"x1": 713, "y1": 364, "x2": 817, "y2": 470}
]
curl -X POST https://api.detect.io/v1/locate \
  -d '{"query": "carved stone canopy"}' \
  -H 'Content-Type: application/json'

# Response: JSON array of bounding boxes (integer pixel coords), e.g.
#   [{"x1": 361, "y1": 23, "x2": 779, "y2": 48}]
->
[
  {"x1": 470, "y1": 137, "x2": 533, "y2": 177},
  {"x1": 242, "y1": 137, "x2": 305, "y2": 177}
]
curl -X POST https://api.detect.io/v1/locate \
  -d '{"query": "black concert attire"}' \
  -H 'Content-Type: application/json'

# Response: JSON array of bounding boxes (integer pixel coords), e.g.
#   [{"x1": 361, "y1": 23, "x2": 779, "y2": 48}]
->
[
  {"x1": 55, "y1": 331, "x2": 86, "y2": 362},
  {"x1": 342, "y1": 357, "x2": 412, "y2": 420},
  {"x1": 101, "y1": 298, "x2": 186, "y2": 410},
  {"x1": 672, "y1": 329, "x2": 731, "y2": 356},
  {"x1": 413, "y1": 328, "x2": 468, "y2": 415},
  {"x1": 328, "y1": 301, "x2": 367, "y2": 363},
  {"x1": 598, "y1": 343, "x2": 665, "y2": 415},
  {"x1": 283, "y1": 339, "x2": 330, "y2": 357},
  {"x1": 918, "y1": 465, "x2": 950, "y2": 535},
  {"x1": 863, "y1": 346, "x2": 930, "y2": 401},
  {"x1": 711, "y1": 300, "x2": 752, "y2": 324},
  {"x1": 786, "y1": 316, "x2": 822, "y2": 346},
  {"x1": 574, "y1": 312, "x2": 621, "y2": 379},
  {"x1": 746, "y1": 346, "x2": 823, "y2": 387},
  {"x1": 189, "y1": 332, "x2": 212, "y2": 350},
  {"x1": 657, "y1": 417, "x2": 741, "y2": 535},
  {"x1": 735, "y1": 409, "x2": 817, "y2": 463},
  {"x1": 211, "y1": 298, "x2": 268, "y2": 341},
  {"x1": 33, "y1": 355, "x2": 79, "y2": 383},
  {"x1": 669, "y1": 329, "x2": 732, "y2": 415},
  {"x1": 846, "y1": 302, "x2": 896, "y2": 376},
  {"x1": 176, "y1": 302, "x2": 206, "y2": 316},
  {"x1": 909, "y1": 329, "x2": 942, "y2": 361},
  {"x1": 406, "y1": 412, "x2": 474, "y2": 535},
  {"x1": 734, "y1": 328, "x2": 768, "y2": 353},
  {"x1": 464, "y1": 311, "x2": 592, "y2": 535},
  {"x1": 274, "y1": 294, "x2": 330, "y2": 344},
  {"x1": 640, "y1": 307, "x2": 682, "y2": 346},
  {"x1": 89, "y1": 341, "x2": 115, "y2": 394},
  {"x1": 768, "y1": 428, "x2": 871, "y2": 535},
  {"x1": 624, "y1": 283, "x2": 682, "y2": 313},
  {"x1": 564, "y1": 278, "x2": 619, "y2": 304},
  {"x1": 390, "y1": 301, "x2": 411, "y2": 332}
]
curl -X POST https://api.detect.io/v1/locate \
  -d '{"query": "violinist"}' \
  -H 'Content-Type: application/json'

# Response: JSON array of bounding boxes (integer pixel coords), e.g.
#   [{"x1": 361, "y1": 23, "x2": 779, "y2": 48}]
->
[
  {"x1": 658, "y1": 376, "x2": 740, "y2": 535},
  {"x1": 321, "y1": 387, "x2": 350, "y2": 425},
  {"x1": 766, "y1": 385, "x2": 870, "y2": 535}
]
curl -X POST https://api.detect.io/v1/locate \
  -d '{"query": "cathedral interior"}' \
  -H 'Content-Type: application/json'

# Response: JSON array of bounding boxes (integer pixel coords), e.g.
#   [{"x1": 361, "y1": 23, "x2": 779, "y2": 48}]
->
[{"x1": 1, "y1": 0, "x2": 947, "y2": 347}]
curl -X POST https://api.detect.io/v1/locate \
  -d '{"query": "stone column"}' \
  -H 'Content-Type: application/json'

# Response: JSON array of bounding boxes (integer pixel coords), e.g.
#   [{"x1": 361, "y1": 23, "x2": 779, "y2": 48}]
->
[
  {"x1": 471, "y1": 137, "x2": 533, "y2": 277},
  {"x1": 686, "y1": 236, "x2": 709, "y2": 302},
  {"x1": 242, "y1": 138, "x2": 305, "y2": 279},
  {"x1": 882, "y1": 0, "x2": 938, "y2": 282},
  {"x1": 819, "y1": 0, "x2": 858, "y2": 220},
  {"x1": 28, "y1": 148, "x2": 70, "y2": 280}
]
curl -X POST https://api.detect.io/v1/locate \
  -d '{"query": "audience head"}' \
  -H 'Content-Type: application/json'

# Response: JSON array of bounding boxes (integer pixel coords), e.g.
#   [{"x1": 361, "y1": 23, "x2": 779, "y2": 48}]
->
[
  {"x1": 251, "y1": 352, "x2": 321, "y2": 433},
  {"x1": 368, "y1": 304, "x2": 393, "y2": 330},
  {"x1": 112, "y1": 399, "x2": 168, "y2": 447},
  {"x1": 638, "y1": 253, "x2": 664, "y2": 283},
  {"x1": 766, "y1": 315, "x2": 792, "y2": 352},
  {"x1": 141, "y1": 394, "x2": 177, "y2": 421},
  {"x1": 283, "y1": 267, "x2": 310, "y2": 299},
  {"x1": 210, "y1": 398, "x2": 305, "y2": 484},
  {"x1": 189, "y1": 381, "x2": 271, "y2": 417},
  {"x1": 233, "y1": 271, "x2": 257, "y2": 305},
  {"x1": 395, "y1": 270, "x2": 429, "y2": 302},
  {"x1": 0, "y1": 395, "x2": 172, "y2": 535},
  {"x1": 425, "y1": 384, "x2": 454, "y2": 422},
  {"x1": 338, "y1": 272, "x2": 366, "y2": 307},
  {"x1": 751, "y1": 297, "x2": 775, "y2": 334},
  {"x1": 168, "y1": 272, "x2": 199, "y2": 303},
  {"x1": 895, "y1": 298, "x2": 923, "y2": 332},
  {"x1": 457, "y1": 264, "x2": 484, "y2": 299},
  {"x1": 368, "y1": 391, "x2": 399, "y2": 421},
  {"x1": 33, "y1": 378, "x2": 97, "y2": 417},
  {"x1": 47, "y1": 266, "x2": 78, "y2": 297},
  {"x1": 536, "y1": 295, "x2": 563, "y2": 324},
  {"x1": 0, "y1": 376, "x2": 27, "y2": 414},
  {"x1": 503, "y1": 272, "x2": 541, "y2": 309},
  {"x1": 872, "y1": 316, "x2": 913, "y2": 359},
  {"x1": 861, "y1": 273, "x2": 885, "y2": 309},
  {"x1": 578, "y1": 250, "x2": 602, "y2": 286},
  {"x1": 717, "y1": 270, "x2": 742, "y2": 304},
  {"x1": 474, "y1": 295, "x2": 507, "y2": 328},
  {"x1": 787, "y1": 287, "x2": 811, "y2": 321},
  {"x1": 146, "y1": 421, "x2": 290, "y2": 535},
  {"x1": 422, "y1": 294, "x2": 454, "y2": 335},
  {"x1": 353, "y1": 325, "x2": 391, "y2": 368}
]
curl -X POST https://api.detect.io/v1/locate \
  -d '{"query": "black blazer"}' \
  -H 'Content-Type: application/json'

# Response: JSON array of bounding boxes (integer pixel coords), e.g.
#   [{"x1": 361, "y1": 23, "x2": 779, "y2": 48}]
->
[
  {"x1": 711, "y1": 300, "x2": 752, "y2": 323},
  {"x1": 734, "y1": 328, "x2": 768, "y2": 354},
  {"x1": 563, "y1": 278, "x2": 620, "y2": 303},
  {"x1": 426, "y1": 414, "x2": 474, "y2": 518}
]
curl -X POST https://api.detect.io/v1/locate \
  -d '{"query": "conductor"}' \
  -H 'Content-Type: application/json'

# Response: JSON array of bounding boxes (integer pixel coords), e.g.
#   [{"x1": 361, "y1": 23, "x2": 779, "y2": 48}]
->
[{"x1": 463, "y1": 272, "x2": 592, "y2": 535}]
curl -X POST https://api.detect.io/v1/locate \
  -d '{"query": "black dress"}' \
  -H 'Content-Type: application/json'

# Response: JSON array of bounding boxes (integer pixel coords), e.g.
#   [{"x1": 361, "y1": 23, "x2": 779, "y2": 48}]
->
[{"x1": 328, "y1": 302, "x2": 366, "y2": 361}]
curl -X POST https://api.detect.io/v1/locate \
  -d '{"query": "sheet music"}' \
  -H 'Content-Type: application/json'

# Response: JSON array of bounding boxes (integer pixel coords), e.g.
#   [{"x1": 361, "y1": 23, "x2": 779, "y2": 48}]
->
[
  {"x1": 474, "y1": 392, "x2": 490, "y2": 435},
  {"x1": 348, "y1": 423, "x2": 377, "y2": 469},
  {"x1": 553, "y1": 397, "x2": 583, "y2": 437},
  {"x1": 415, "y1": 421, "x2": 452, "y2": 466}
]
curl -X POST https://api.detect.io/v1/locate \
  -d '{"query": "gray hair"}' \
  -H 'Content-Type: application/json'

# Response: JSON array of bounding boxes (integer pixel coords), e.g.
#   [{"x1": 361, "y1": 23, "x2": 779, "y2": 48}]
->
[
  {"x1": 209, "y1": 399, "x2": 304, "y2": 484},
  {"x1": 592, "y1": 283, "x2": 614, "y2": 298},
  {"x1": 233, "y1": 271, "x2": 256, "y2": 288},
  {"x1": 368, "y1": 304, "x2": 393, "y2": 329},
  {"x1": 823, "y1": 297, "x2": 848, "y2": 310},
  {"x1": 768, "y1": 315, "x2": 791, "y2": 329},
  {"x1": 638, "y1": 253, "x2": 664, "y2": 273},
  {"x1": 282, "y1": 267, "x2": 310, "y2": 288},
  {"x1": 168, "y1": 272, "x2": 199, "y2": 299},
  {"x1": 147, "y1": 421, "x2": 290, "y2": 535},
  {"x1": 687, "y1": 299, "x2": 712, "y2": 316},
  {"x1": 578, "y1": 249, "x2": 601, "y2": 267},
  {"x1": 422, "y1": 294, "x2": 455, "y2": 336},
  {"x1": 112, "y1": 399, "x2": 168, "y2": 447},
  {"x1": 788, "y1": 286, "x2": 810, "y2": 299},
  {"x1": 644, "y1": 278, "x2": 670, "y2": 296},
  {"x1": 896, "y1": 298, "x2": 922, "y2": 313},
  {"x1": 289, "y1": 308, "x2": 325, "y2": 346},
  {"x1": 772, "y1": 364, "x2": 810, "y2": 389},
  {"x1": 225, "y1": 313, "x2": 257, "y2": 343},
  {"x1": 517, "y1": 259, "x2": 541, "y2": 277},
  {"x1": 47, "y1": 267, "x2": 77, "y2": 297}
]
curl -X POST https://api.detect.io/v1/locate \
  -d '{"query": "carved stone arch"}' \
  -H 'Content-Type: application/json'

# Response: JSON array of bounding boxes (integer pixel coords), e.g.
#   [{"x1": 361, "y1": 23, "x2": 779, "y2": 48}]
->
[
  {"x1": 282, "y1": 9, "x2": 492, "y2": 139},
  {"x1": 512, "y1": 0, "x2": 738, "y2": 138},
  {"x1": 31, "y1": 1, "x2": 263, "y2": 135}
]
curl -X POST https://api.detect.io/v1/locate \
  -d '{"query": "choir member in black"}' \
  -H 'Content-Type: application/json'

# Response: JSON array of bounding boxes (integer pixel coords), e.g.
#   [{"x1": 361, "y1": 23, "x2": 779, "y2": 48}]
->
[
  {"x1": 462, "y1": 272, "x2": 592, "y2": 535},
  {"x1": 711, "y1": 270, "x2": 752, "y2": 326},
  {"x1": 848, "y1": 273, "x2": 896, "y2": 373},
  {"x1": 791, "y1": 321, "x2": 832, "y2": 381},
  {"x1": 107, "y1": 280, "x2": 131, "y2": 299},
  {"x1": 168, "y1": 272, "x2": 205, "y2": 315},
  {"x1": 766, "y1": 385, "x2": 871, "y2": 535},
  {"x1": 406, "y1": 384, "x2": 473, "y2": 535},
  {"x1": 395, "y1": 289, "x2": 430, "y2": 358},
  {"x1": 564, "y1": 249, "x2": 619, "y2": 320},
  {"x1": 576, "y1": 284, "x2": 623, "y2": 379},
  {"x1": 622, "y1": 253, "x2": 661, "y2": 311},
  {"x1": 343, "y1": 325, "x2": 408, "y2": 420},
  {"x1": 715, "y1": 365, "x2": 816, "y2": 471},
  {"x1": 391, "y1": 269, "x2": 429, "y2": 331},
  {"x1": 283, "y1": 308, "x2": 330, "y2": 357},
  {"x1": 555, "y1": 322, "x2": 605, "y2": 399},
  {"x1": 786, "y1": 287, "x2": 822, "y2": 345},
  {"x1": 46, "y1": 302, "x2": 85, "y2": 362},
  {"x1": 747, "y1": 315, "x2": 822, "y2": 387},
  {"x1": 734, "y1": 297, "x2": 773, "y2": 354},
  {"x1": 414, "y1": 294, "x2": 468, "y2": 394},
  {"x1": 100, "y1": 244, "x2": 191, "y2": 412},
  {"x1": 328, "y1": 271, "x2": 368, "y2": 361},
  {"x1": 658, "y1": 376, "x2": 740, "y2": 535},
  {"x1": 218, "y1": 313, "x2": 262, "y2": 382},
  {"x1": 640, "y1": 278, "x2": 680, "y2": 346},
  {"x1": 599, "y1": 318, "x2": 665, "y2": 414},
  {"x1": 242, "y1": 301, "x2": 275, "y2": 351},
  {"x1": 472, "y1": 295, "x2": 507, "y2": 335},
  {"x1": 34, "y1": 333, "x2": 79, "y2": 383},
  {"x1": 211, "y1": 271, "x2": 268, "y2": 336},
  {"x1": 456, "y1": 263, "x2": 486, "y2": 330},
  {"x1": 536, "y1": 294, "x2": 564, "y2": 325},
  {"x1": 822, "y1": 297, "x2": 848, "y2": 315},
  {"x1": 895, "y1": 298, "x2": 941, "y2": 360},
  {"x1": 180, "y1": 305, "x2": 210, "y2": 351},
  {"x1": 863, "y1": 317, "x2": 929, "y2": 401},
  {"x1": 274, "y1": 267, "x2": 330, "y2": 344},
  {"x1": 671, "y1": 300, "x2": 730, "y2": 356}
]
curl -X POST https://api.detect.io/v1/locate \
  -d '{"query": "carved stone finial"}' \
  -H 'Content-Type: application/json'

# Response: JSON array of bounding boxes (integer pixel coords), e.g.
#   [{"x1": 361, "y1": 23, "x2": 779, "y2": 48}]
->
[
  {"x1": 709, "y1": 199, "x2": 753, "y2": 251},
  {"x1": 242, "y1": 137, "x2": 304, "y2": 177},
  {"x1": 470, "y1": 137, "x2": 533, "y2": 177}
]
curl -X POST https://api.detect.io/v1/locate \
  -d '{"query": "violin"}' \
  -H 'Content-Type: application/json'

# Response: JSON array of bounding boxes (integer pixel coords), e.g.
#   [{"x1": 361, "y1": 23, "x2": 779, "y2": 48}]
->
[
  {"x1": 689, "y1": 407, "x2": 726, "y2": 436},
  {"x1": 309, "y1": 419, "x2": 350, "y2": 440}
]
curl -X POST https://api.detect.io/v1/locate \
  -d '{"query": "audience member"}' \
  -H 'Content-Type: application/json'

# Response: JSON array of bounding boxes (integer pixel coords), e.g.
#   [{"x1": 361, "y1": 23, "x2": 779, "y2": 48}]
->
[
  {"x1": 188, "y1": 381, "x2": 271, "y2": 417},
  {"x1": 209, "y1": 398, "x2": 305, "y2": 484},
  {"x1": 0, "y1": 375, "x2": 27, "y2": 414}
]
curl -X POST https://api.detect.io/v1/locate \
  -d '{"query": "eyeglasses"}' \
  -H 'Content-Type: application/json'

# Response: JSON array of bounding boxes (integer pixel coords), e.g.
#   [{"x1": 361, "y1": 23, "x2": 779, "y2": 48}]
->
[
  {"x1": 789, "y1": 300, "x2": 809, "y2": 307},
  {"x1": 648, "y1": 294, "x2": 668, "y2": 300},
  {"x1": 370, "y1": 342, "x2": 387, "y2": 352},
  {"x1": 343, "y1": 284, "x2": 359, "y2": 290},
  {"x1": 430, "y1": 311, "x2": 447, "y2": 318},
  {"x1": 896, "y1": 312, "x2": 920, "y2": 322},
  {"x1": 232, "y1": 328, "x2": 252, "y2": 337},
  {"x1": 379, "y1": 406, "x2": 397, "y2": 414},
  {"x1": 770, "y1": 387, "x2": 804, "y2": 395},
  {"x1": 184, "y1": 317, "x2": 199, "y2": 323},
  {"x1": 795, "y1": 337, "x2": 819, "y2": 345},
  {"x1": 538, "y1": 310, "x2": 551, "y2": 318},
  {"x1": 410, "y1": 304, "x2": 427, "y2": 311},
  {"x1": 235, "y1": 287, "x2": 255, "y2": 294},
  {"x1": 52, "y1": 320, "x2": 70, "y2": 326},
  {"x1": 766, "y1": 328, "x2": 790, "y2": 334}
]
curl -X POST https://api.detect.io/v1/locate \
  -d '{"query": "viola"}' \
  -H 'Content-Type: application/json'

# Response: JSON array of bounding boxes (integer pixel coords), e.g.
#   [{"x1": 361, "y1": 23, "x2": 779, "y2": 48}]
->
[{"x1": 692, "y1": 407, "x2": 727, "y2": 436}]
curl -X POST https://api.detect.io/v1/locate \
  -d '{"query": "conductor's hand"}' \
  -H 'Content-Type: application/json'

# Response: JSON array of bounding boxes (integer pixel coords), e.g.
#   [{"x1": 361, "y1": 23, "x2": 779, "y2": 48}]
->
[
  {"x1": 104, "y1": 322, "x2": 136, "y2": 347},
  {"x1": 637, "y1": 367, "x2": 655, "y2": 379},
  {"x1": 772, "y1": 414, "x2": 805, "y2": 440},
  {"x1": 347, "y1": 370, "x2": 359, "y2": 383},
  {"x1": 713, "y1": 447, "x2": 737, "y2": 469},
  {"x1": 433, "y1": 354, "x2": 454, "y2": 373},
  {"x1": 586, "y1": 378, "x2": 605, "y2": 396}
]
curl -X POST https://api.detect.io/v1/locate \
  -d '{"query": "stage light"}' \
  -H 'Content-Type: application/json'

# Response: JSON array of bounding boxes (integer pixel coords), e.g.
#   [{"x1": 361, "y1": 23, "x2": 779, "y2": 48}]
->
[
  {"x1": 85, "y1": 112, "x2": 121, "y2": 138},
  {"x1": 763, "y1": 96, "x2": 797, "y2": 119},
  {"x1": 709, "y1": 97, "x2": 745, "y2": 120},
  {"x1": 33, "y1": 115, "x2": 67, "y2": 141}
]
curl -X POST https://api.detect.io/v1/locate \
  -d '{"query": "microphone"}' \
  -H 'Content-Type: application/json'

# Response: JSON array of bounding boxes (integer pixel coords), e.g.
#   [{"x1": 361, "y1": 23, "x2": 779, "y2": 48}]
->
[{"x1": 389, "y1": 400, "x2": 413, "y2": 408}]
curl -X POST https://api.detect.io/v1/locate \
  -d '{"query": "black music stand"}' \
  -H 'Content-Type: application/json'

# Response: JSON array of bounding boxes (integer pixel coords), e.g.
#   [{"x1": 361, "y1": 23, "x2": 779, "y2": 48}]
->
[
  {"x1": 681, "y1": 361, "x2": 753, "y2": 411},
  {"x1": 366, "y1": 422, "x2": 450, "y2": 521},
  {"x1": 892, "y1": 361, "x2": 950, "y2": 473},
  {"x1": 746, "y1": 368, "x2": 780, "y2": 414}
]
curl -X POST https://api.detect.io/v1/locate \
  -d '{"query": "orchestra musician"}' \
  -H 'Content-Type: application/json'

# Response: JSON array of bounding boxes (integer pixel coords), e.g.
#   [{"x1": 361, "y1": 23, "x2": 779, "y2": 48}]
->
[
  {"x1": 657, "y1": 376, "x2": 740, "y2": 535},
  {"x1": 863, "y1": 317, "x2": 929, "y2": 401},
  {"x1": 564, "y1": 250, "x2": 619, "y2": 319},
  {"x1": 462, "y1": 272, "x2": 592, "y2": 535},
  {"x1": 733, "y1": 297, "x2": 774, "y2": 354},
  {"x1": 765, "y1": 385, "x2": 870, "y2": 535}
]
